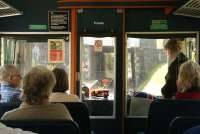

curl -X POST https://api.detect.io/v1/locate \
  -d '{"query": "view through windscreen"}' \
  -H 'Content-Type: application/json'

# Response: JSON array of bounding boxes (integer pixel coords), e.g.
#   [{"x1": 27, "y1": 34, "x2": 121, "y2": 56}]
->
[{"x1": 126, "y1": 37, "x2": 197, "y2": 116}]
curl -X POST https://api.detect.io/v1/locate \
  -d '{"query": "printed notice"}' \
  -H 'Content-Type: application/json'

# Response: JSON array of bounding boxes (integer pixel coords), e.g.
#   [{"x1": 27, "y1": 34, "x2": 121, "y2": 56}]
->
[
  {"x1": 48, "y1": 11, "x2": 69, "y2": 31},
  {"x1": 48, "y1": 39, "x2": 65, "y2": 63}
]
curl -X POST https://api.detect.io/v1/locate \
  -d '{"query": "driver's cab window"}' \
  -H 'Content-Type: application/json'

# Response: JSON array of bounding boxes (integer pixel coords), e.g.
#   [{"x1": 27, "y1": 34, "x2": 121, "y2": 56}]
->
[
  {"x1": 80, "y1": 37, "x2": 116, "y2": 117},
  {"x1": 126, "y1": 33, "x2": 198, "y2": 117}
]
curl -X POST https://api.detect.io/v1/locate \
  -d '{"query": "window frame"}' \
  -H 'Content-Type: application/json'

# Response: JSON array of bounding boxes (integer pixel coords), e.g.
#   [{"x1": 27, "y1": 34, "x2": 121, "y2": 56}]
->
[{"x1": 125, "y1": 31, "x2": 199, "y2": 118}]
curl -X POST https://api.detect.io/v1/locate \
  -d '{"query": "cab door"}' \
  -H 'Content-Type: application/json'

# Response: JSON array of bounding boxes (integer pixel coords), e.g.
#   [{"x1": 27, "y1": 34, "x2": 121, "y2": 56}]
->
[{"x1": 77, "y1": 9, "x2": 124, "y2": 134}]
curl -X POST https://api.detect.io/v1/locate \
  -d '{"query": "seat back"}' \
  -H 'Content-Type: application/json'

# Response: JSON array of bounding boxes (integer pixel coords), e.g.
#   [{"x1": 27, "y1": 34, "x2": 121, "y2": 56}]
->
[
  {"x1": 146, "y1": 99, "x2": 200, "y2": 134},
  {"x1": 129, "y1": 97, "x2": 152, "y2": 116},
  {"x1": 0, "y1": 102, "x2": 20, "y2": 117},
  {"x1": 0, "y1": 119, "x2": 79, "y2": 134},
  {"x1": 183, "y1": 125, "x2": 200, "y2": 134},
  {"x1": 169, "y1": 116, "x2": 200, "y2": 134},
  {"x1": 61, "y1": 102, "x2": 91, "y2": 134}
]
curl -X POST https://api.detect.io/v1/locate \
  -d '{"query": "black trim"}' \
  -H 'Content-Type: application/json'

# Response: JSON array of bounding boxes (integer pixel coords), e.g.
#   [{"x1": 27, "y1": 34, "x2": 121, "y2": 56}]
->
[
  {"x1": 58, "y1": 1, "x2": 176, "y2": 7},
  {"x1": 127, "y1": 33, "x2": 197, "y2": 39}
]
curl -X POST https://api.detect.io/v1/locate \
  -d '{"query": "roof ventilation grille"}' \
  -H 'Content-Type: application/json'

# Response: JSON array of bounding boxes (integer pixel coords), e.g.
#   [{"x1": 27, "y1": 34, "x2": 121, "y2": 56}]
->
[
  {"x1": 173, "y1": 0, "x2": 200, "y2": 18},
  {"x1": 0, "y1": 0, "x2": 22, "y2": 17}
]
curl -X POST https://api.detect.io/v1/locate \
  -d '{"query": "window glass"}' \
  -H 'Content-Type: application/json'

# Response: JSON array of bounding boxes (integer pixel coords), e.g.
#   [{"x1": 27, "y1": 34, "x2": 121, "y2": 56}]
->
[
  {"x1": 126, "y1": 36, "x2": 197, "y2": 117},
  {"x1": 0, "y1": 33, "x2": 70, "y2": 86},
  {"x1": 80, "y1": 37, "x2": 115, "y2": 117}
]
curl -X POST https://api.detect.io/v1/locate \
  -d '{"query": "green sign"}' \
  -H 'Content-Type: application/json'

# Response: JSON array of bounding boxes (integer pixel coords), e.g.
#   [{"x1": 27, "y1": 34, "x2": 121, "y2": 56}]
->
[
  {"x1": 150, "y1": 20, "x2": 168, "y2": 30},
  {"x1": 29, "y1": 25, "x2": 47, "y2": 30}
]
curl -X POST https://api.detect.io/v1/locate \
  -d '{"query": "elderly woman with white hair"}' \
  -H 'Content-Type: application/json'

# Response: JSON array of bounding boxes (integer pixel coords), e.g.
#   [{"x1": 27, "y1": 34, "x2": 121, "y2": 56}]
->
[
  {"x1": 0, "y1": 64, "x2": 22, "y2": 103},
  {"x1": 1, "y1": 66, "x2": 72, "y2": 120},
  {"x1": 175, "y1": 60, "x2": 200, "y2": 99}
]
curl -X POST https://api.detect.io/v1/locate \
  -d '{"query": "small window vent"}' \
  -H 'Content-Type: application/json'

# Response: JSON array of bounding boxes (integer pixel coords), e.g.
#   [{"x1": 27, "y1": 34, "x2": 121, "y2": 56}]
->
[
  {"x1": 0, "y1": 0, "x2": 22, "y2": 17},
  {"x1": 173, "y1": 0, "x2": 200, "y2": 18}
]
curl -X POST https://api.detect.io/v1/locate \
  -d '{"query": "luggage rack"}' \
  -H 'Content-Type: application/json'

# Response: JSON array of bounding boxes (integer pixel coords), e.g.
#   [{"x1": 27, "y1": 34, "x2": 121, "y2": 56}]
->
[
  {"x1": 0, "y1": 0, "x2": 22, "y2": 17},
  {"x1": 174, "y1": 0, "x2": 200, "y2": 18}
]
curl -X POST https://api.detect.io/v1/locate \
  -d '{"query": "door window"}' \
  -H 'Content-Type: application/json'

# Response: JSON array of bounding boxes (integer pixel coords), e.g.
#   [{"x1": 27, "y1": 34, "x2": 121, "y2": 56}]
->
[
  {"x1": 126, "y1": 33, "x2": 198, "y2": 117},
  {"x1": 80, "y1": 37, "x2": 116, "y2": 117}
]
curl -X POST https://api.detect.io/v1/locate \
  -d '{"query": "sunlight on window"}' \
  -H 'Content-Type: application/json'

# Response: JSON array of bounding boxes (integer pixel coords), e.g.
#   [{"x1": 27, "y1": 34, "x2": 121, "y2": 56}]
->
[
  {"x1": 142, "y1": 63, "x2": 167, "y2": 96},
  {"x1": 126, "y1": 37, "x2": 197, "y2": 97},
  {"x1": 127, "y1": 38, "x2": 167, "y2": 96}
]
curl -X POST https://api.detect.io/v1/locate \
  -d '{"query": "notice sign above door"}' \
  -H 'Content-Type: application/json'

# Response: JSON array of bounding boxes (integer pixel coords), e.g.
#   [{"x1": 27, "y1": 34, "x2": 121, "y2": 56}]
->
[{"x1": 48, "y1": 11, "x2": 69, "y2": 31}]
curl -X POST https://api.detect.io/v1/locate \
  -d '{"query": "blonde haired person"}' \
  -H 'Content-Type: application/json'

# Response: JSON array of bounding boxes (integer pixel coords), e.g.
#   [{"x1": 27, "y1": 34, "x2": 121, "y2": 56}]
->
[
  {"x1": 161, "y1": 39, "x2": 188, "y2": 98},
  {"x1": 49, "y1": 68, "x2": 80, "y2": 102},
  {"x1": 175, "y1": 61, "x2": 200, "y2": 99},
  {"x1": 1, "y1": 66, "x2": 72, "y2": 120}
]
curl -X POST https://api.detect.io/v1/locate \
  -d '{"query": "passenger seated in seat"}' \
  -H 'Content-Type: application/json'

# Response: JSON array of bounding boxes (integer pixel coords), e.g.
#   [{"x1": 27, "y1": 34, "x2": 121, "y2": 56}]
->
[
  {"x1": 49, "y1": 68, "x2": 80, "y2": 102},
  {"x1": 1, "y1": 66, "x2": 73, "y2": 120},
  {"x1": 0, "y1": 64, "x2": 22, "y2": 103},
  {"x1": 175, "y1": 60, "x2": 200, "y2": 99}
]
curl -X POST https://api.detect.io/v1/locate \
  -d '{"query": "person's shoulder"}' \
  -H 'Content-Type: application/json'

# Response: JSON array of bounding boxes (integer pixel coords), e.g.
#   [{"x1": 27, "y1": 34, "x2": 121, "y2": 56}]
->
[
  {"x1": 0, "y1": 124, "x2": 37, "y2": 134},
  {"x1": 1, "y1": 107, "x2": 21, "y2": 120},
  {"x1": 178, "y1": 52, "x2": 188, "y2": 62},
  {"x1": 49, "y1": 92, "x2": 80, "y2": 102},
  {"x1": 49, "y1": 103, "x2": 72, "y2": 120},
  {"x1": 67, "y1": 94, "x2": 80, "y2": 102},
  {"x1": 1, "y1": 85, "x2": 21, "y2": 93},
  {"x1": 50, "y1": 102, "x2": 66, "y2": 109},
  {"x1": 170, "y1": 53, "x2": 187, "y2": 68},
  {"x1": 13, "y1": 88, "x2": 21, "y2": 94}
]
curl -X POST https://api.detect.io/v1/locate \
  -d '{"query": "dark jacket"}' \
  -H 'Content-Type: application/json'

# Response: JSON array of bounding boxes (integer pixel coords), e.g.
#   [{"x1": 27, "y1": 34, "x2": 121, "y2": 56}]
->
[{"x1": 161, "y1": 52, "x2": 188, "y2": 98}]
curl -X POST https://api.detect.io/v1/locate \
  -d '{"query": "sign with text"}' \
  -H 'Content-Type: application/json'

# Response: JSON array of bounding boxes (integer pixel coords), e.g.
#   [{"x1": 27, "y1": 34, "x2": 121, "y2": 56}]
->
[
  {"x1": 48, "y1": 39, "x2": 65, "y2": 63},
  {"x1": 48, "y1": 11, "x2": 69, "y2": 31},
  {"x1": 29, "y1": 24, "x2": 47, "y2": 30},
  {"x1": 150, "y1": 20, "x2": 168, "y2": 30}
]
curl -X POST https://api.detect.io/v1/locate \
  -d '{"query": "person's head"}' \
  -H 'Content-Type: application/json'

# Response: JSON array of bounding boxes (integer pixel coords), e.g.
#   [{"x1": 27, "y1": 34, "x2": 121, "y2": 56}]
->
[
  {"x1": 177, "y1": 60, "x2": 200, "y2": 92},
  {"x1": 52, "y1": 68, "x2": 68, "y2": 93},
  {"x1": 22, "y1": 66, "x2": 56, "y2": 105},
  {"x1": 164, "y1": 39, "x2": 182, "y2": 60},
  {"x1": 0, "y1": 64, "x2": 21, "y2": 87},
  {"x1": 82, "y1": 86, "x2": 89, "y2": 97}
]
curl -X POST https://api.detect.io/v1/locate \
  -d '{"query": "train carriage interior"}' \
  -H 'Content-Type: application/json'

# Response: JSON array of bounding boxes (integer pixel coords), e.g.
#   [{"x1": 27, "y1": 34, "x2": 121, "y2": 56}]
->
[{"x1": 0, "y1": 0, "x2": 200, "y2": 134}]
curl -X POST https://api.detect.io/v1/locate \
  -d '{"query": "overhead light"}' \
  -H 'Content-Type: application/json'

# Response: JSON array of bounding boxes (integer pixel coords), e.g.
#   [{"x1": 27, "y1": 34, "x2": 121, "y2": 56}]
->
[
  {"x1": 173, "y1": 0, "x2": 200, "y2": 18},
  {"x1": 0, "y1": 0, "x2": 22, "y2": 17}
]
